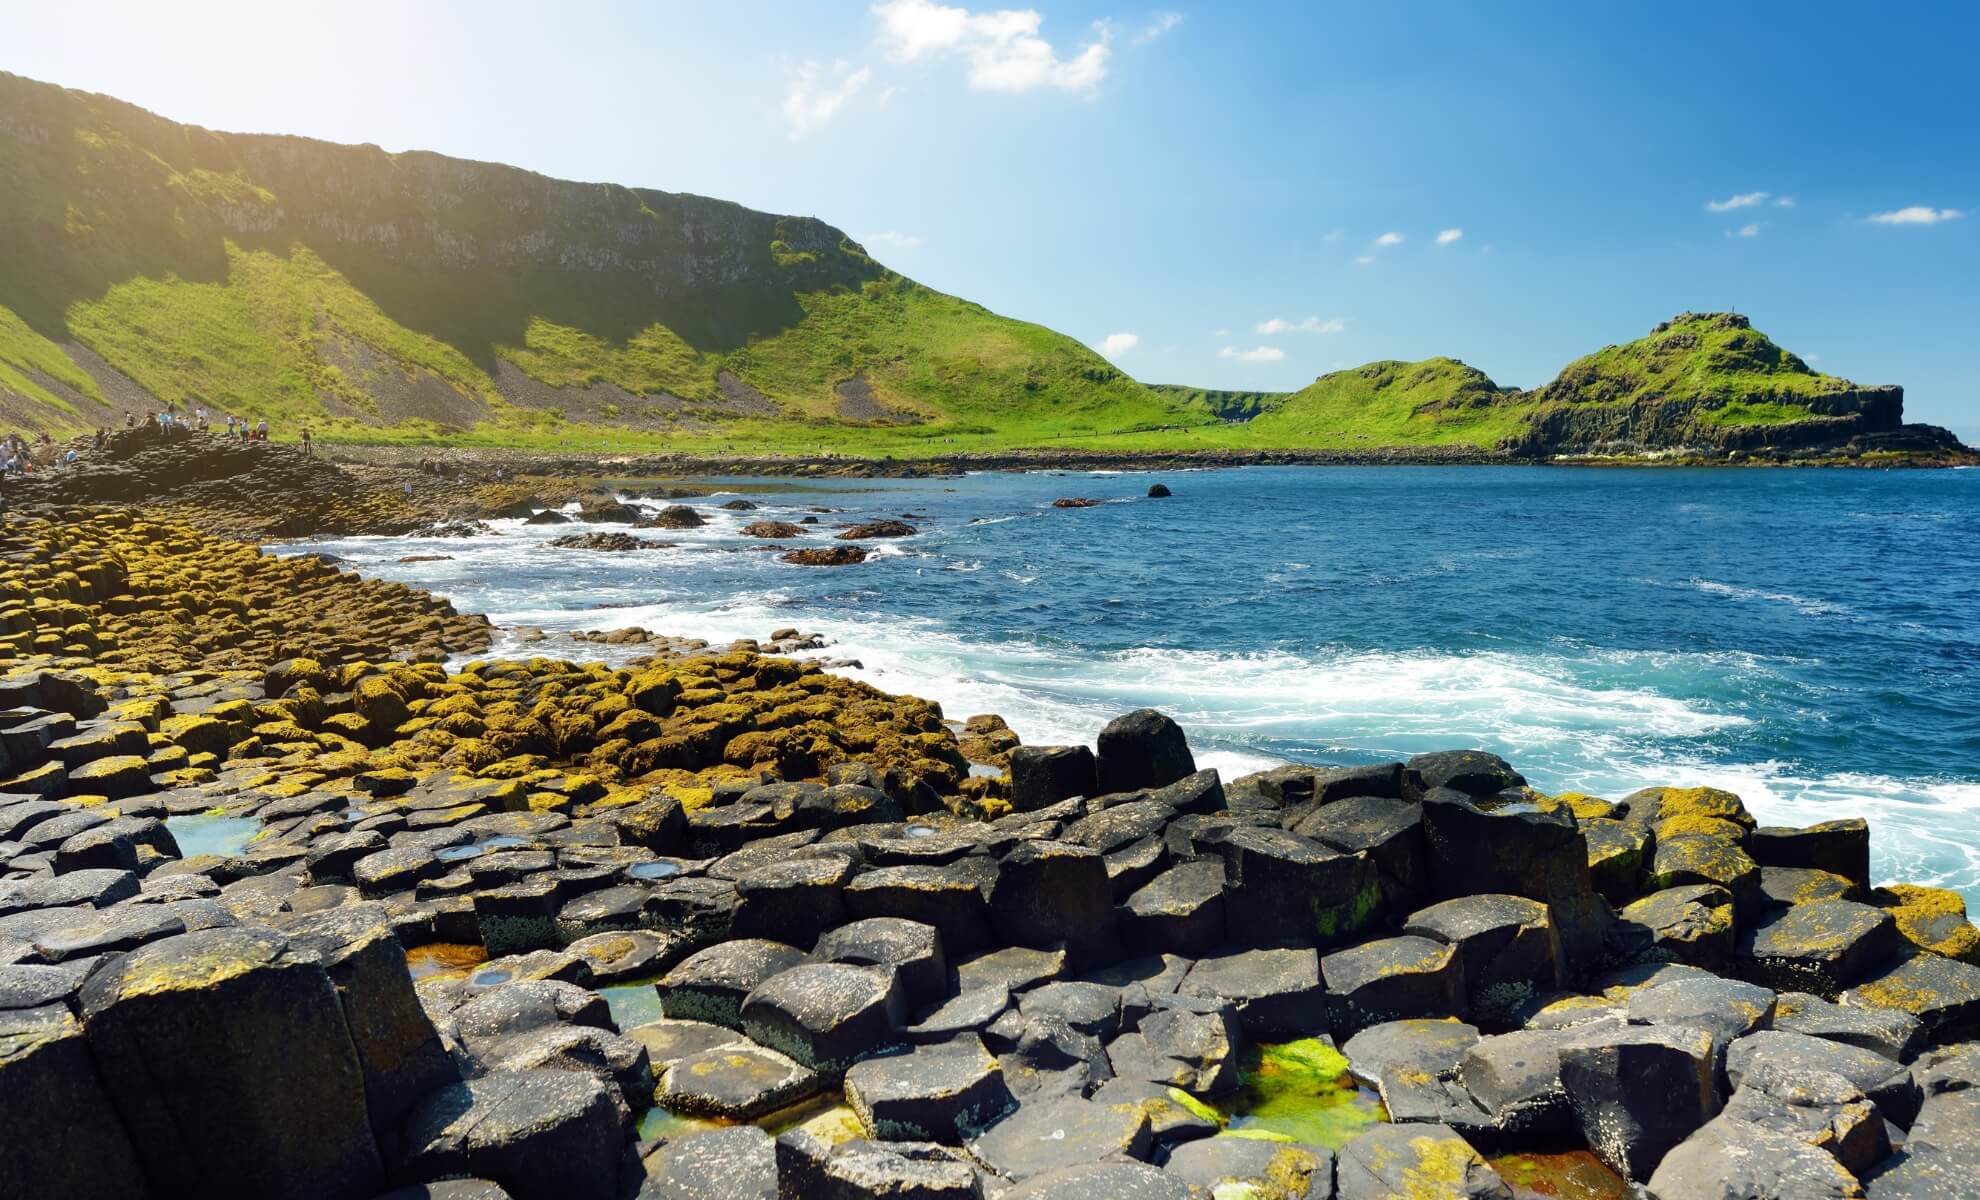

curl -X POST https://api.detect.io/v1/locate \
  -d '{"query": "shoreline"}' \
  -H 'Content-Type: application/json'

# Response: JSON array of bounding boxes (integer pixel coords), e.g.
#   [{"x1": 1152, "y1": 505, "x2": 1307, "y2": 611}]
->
[
  {"x1": 317, "y1": 440, "x2": 1979, "y2": 479},
  {"x1": 6, "y1": 506, "x2": 1980, "y2": 1198}
]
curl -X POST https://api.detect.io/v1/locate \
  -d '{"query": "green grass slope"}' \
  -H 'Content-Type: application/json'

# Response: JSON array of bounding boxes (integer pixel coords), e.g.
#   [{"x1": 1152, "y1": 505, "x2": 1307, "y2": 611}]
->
[
  {"x1": 0, "y1": 71, "x2": 1207, "y2": 450},
  {"x1": 1535, "y1": 311, "x2": 1860, "y2": 413},
  {"x1": 0, "y1": 74, "x2": 1916, "y2": 460}
]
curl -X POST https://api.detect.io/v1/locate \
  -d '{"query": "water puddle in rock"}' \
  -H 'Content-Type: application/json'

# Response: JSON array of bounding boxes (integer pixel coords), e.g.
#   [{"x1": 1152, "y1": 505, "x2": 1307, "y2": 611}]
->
[
  {"x1": 480, "y1": 835, "x2": 529, "y2": 850},
  {"x1": 435, "y1": 844, "x2": 487, "y2": 863},
  {"x1": 628, "y1": 860, "x2": 682, "y2": 881},
  {"x1": 637, "y1": 1106, "x2": 721, "y2": 1141},
  {"x1": 1489, "y1": 1151, "x2": 1631, "y2": 1199},
  {"x1": 902, "y1": 824, "x2": 941, "y2": 838},
  {"x1": 599, "y1": 979, "x2": 666, "y2": 1031},
  {"x1": 164, "y1": 813, "x2": 261, "y2": 858},
  {"x1": 635, "y1": 1091, "x2": 859, "y2": 1144},
  {"x1": 467, "y1": 966, "x2": 516, "y2": 988},
  {"x1": 404, "y1": 942, "x2": 489, "y2": 982},
  {"x1": 1211, "y1": 1037, "x2": 1388, "y2": 1150}
]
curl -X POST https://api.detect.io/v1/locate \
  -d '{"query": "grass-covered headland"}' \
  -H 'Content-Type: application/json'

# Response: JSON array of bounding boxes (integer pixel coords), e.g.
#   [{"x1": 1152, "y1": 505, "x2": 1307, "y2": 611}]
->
[{"x1": 0, "y1": 72, "x2": 1969, "y2": 466}]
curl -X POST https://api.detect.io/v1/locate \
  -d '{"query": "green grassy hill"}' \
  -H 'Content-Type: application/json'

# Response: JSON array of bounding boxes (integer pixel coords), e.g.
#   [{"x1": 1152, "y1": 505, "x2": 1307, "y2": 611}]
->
[
  {"x1": 0, "y1": 73, "x2": 1936, "y2": 461},
  {"x1": 0, "y1": 71, "x2": 1204, "y2": 452}
]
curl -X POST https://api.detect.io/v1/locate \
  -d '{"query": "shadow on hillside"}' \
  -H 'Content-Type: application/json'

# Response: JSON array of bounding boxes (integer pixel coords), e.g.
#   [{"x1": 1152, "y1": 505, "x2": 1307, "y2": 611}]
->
[{"x1": 0, "y1": 74, "x2": 871, "y2": 371}]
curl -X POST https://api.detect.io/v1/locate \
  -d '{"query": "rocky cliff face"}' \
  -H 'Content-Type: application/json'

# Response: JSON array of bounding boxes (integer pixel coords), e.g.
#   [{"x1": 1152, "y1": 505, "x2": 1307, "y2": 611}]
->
[
  {"x1": 1497, "y1": 314, "x2": 1968, "y2": 461},
  {"x1": 1503, "y1": 386, "x2": 1914, "y2": 456}
]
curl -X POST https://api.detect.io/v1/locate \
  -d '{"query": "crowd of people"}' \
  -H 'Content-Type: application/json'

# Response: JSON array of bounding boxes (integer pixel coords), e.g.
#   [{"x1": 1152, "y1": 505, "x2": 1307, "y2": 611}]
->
[{"x1": 3, "y1": 407, "x2": 315, "y2": 478}]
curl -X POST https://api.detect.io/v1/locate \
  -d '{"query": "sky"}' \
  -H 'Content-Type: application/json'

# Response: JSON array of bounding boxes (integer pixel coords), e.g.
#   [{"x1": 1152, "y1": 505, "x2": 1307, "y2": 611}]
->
[{"x1": 4, "y1": 1, "x2": 1977, "y2": 431}]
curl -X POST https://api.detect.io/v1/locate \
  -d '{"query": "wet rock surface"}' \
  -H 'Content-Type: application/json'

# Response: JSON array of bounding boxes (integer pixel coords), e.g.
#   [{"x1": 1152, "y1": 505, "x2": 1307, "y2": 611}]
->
[{"x1": 5, "y1": 508, "x2": 1978, "y2": 1197}]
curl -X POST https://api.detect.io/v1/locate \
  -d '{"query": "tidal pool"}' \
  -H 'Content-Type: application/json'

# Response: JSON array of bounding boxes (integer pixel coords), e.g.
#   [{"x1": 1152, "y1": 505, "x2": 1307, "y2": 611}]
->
[
  {"x1": 164, "y1": 813, "x2": 260, "y2": 858},
  {"x1": 1213, "y1": 1037, "x2": 1388, "y2": 1150},
  {"x1": 404, "y1": 942, "x2": 489, "y2": 982},
  {"x1": 1489, "y1": 1151, "x2": 1632, "y2": 1199},
  {"x1": 599, "y1": 979, "x2": 666, "y2": 1031}
]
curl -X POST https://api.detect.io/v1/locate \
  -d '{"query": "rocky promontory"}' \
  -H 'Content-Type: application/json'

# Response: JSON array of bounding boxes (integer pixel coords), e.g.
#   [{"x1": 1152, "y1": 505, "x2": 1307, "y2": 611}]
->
[{"x1": 5, "y1": 507, "x2": 1980, "y2": 1199}]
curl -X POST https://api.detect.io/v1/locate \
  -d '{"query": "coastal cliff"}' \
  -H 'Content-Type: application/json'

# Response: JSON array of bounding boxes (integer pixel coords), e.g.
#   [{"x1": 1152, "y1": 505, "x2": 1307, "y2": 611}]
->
[{"x1": 0, "y1": 72, "x2": 1968, "y2": 465}]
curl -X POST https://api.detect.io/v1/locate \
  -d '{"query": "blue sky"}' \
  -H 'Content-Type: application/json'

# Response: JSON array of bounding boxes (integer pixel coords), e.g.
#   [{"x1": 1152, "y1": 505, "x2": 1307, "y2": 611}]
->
[{"x1": 5, "y1": 1, "x2": 1976, "y2": 430}]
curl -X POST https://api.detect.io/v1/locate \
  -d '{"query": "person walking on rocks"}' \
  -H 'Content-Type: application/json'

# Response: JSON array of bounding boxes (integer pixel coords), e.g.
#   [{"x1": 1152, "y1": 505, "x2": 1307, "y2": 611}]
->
[
  {"x1": 300, "y1": 424, "x2": 313, "y2": 456},
  {"x1": 256, "y1": 418, "x2": 269, "y2": 441},
  {"x1": 124, "y1": 412, "x2": 136, "y2": 430}
]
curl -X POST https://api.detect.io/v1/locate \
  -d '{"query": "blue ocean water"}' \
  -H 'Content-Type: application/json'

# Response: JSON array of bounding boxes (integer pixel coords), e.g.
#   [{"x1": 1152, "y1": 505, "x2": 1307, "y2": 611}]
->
[{"x1": 288, "y1": 466, "x2": 1980, "y2": 901}]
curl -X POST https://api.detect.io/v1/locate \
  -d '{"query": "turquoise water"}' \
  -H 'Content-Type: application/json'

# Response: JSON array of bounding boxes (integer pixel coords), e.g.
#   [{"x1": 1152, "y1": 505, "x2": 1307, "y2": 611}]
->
[
  {"x1": 164, "y1": 813, "x2": 261, "y2": 858},
  {"x1": 286, "y1": 466, "x2": 1980, "y2": 900}
]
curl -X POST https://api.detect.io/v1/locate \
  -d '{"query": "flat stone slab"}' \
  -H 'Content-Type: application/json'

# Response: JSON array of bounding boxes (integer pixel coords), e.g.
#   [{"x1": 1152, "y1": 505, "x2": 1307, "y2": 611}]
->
[
  {"x1": 967, "y1": 1094, "x2": 1153, "y2": 1180},
  {"x1": 656, "y1": 938, "x2": 805, "y2": 1029},
  {"x1": 1842, "y1": 950, "x2": 1980, "y2": 1042},
  {"x1": 844, "y1": 1035, "x2": 1014, "y2": 1142},
  {"x1": 1335, "y1": 1122, "x2": 1512, "y2": 1200},
  {"x1": 1737, "y1": 899, "x2": 1899, "y2": 997},
  {"x1": 1002, "y1": 1162, "x2": 1197, "y2": 1199},
  {"x1": 740, "y1": 962, "x2": 906, "y2": 1075},
  {"x1": 1179, "y1": 946, "x2": 1325, "y2": 1037},
  {"x1": 400, "y1": 1069, "x2": 628, "y2": 1200},
  {"x1": 640, "y1": 1124, "x2": 777, "y2": 1200},
  {"x1": 811, "y1": 916, "x2": 947, "y2": 1006},
  {"x1": 1322, "y1": 935, "x2": 1466, "y2": 1036},
  {"x1": 1164, "y1": 1135, "x2": 1333, "y2": 1199},
  {"x1": 656, "y1": 1040, "x2": 821, "y2": 1120}
]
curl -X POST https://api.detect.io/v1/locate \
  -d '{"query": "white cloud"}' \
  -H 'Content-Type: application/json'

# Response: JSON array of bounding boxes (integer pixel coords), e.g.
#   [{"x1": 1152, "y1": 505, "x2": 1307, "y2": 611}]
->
[
  {"x1": 1210, "y1": 327, "x2": 1232, "y2": 338},
  {"x1": 873, "y1": 0, "x2": 1109, "y2": 93},
  {"x1": 1322, "y1": 230, "x2": 1345, "y2": 243},
  {"x1": 1354, "y1": 254, "x2": 1375, "y2": 265},
  {"x1": 783, "y1": 61, "x2": 873, "y2": 138},
  {"x1": 863, "y1": 231, "x2": 922, "y2": 252},
  {"x1": 1131, "y1": 11, "x2": 1183, "y2": 46},
  {"x1": 1435, "y1": 228, "x2": 1463, "y2": 245},
  {"x1": 1774, "y1": 196, "x2": 1796, "y2": 208},
  {"x1": 1219, "y1": 345, "x2": 1285, "y2": 363},
  {"x1": 1735, "y1": 222, "x2": 1762, "y2": 238},
  {"x1": 1098, "y1": 332, "x2": 1139, "y2": 357},
  {"x1": 1868, "y1": 206, "x2": 1965, "y2": 225},
  {"x1": 1374, "y1": 231, "x2": 1404, "y2": 247},
  {"x1": 1255, "y1": 316, "x2": 1346, "y2": 336},
  {"x1": 1706, "y1": 191, "x2": 1771, "y2": 212}
]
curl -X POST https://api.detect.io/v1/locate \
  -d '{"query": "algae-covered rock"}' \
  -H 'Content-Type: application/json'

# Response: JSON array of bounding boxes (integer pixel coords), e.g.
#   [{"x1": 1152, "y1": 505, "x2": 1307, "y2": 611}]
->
[
  {"x1": 80, "y1": 926, "x2": 385, "y2": 1200},
  {"x1": 1335, "y1": 1123, "x2": 1513, "y2": 1199}
]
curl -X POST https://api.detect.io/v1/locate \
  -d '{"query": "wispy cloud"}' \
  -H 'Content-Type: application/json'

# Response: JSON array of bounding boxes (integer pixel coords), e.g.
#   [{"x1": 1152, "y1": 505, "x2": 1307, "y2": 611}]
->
[
  {"x1": 1374, "y1": 231, "x2": 1405, "y2": 247},
  {"x1": 1354, "y1": 255, "x2": 1375, "y2": 265},
  {"x1": 783, "y1": 61, "x2": 872, "y2": 138},
  {"x1": 1255, "y1": 316, "x2": 1346, "y2": 336},
  {"x1": 1219, "y1": 345, "x2": 1285, "y2": 363},
  {"x1": 1774, "y1": 196, "x2": 1795, "y2": 208},
  {"x1": 1735, "y1": 222, "x2": 1762, "y2": 238},
  {"x1": 1210, "y1": 327, "x2": 1232, "y2": 338},
  {"x1": 1868, "y1": 206, "x2": 1965, "y2": 225},
  {"x1": 1097, "y1": 331, "x2": 1139, "y2": 357},
  {"x1": 1706, "y1": 191, "x2": 1771, "y2": 212},
  {"x1": 873, "y1": 0, "x2": 1109, "y2": 93},
  {"x1": 1131, "y1": 11, "x2": 1183, "y2": 46},
  {"x1": 1435, "y1": 228, "x2": 1463, "y2": 245},
  {"x1": 863, "y1": 231, "x2": 922, "y2": 252}
]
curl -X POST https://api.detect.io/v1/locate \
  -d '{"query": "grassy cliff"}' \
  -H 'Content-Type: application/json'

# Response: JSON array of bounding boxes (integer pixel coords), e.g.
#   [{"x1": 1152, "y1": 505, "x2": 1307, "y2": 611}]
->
[
  {"x1": 0, "y1": 74, "x2": 1938, "y2": 461},
  {"x1": 0, "y1": 71, "x2": 1204, "y2": 451}
]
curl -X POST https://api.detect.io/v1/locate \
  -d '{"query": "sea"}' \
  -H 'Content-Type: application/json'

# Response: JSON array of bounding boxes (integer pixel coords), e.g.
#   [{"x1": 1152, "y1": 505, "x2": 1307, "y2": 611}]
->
[{"x1": 280, "y1": 465, "x2": 1980, "y2": 903}]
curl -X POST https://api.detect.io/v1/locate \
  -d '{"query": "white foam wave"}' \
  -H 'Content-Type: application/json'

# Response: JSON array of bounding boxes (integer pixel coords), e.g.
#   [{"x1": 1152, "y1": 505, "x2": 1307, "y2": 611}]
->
[{"x1": 1690, "y1": 578, "x2": 1851, "y2": 618}]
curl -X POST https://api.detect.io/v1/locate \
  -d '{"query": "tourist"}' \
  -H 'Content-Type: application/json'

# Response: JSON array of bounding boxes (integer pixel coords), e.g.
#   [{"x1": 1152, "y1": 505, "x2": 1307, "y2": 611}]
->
[
  {"x1": 300, "y1": 425, "x2": 313, "y2": 456},
  {"x1": 225, "y1": 415, "x2": 236, "y2": 438},
  {"x1": 123, "y1": 412, "x2": 135, "y2": 430},
  {"x1": 93, "y1": 428, "x2": 106, "y2": 452},
  {"x1": 256, "y1": 418, "x2": 269, "y2": 441}
]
